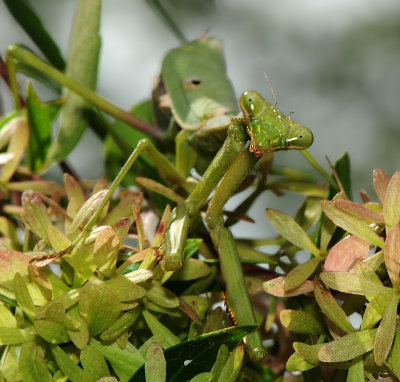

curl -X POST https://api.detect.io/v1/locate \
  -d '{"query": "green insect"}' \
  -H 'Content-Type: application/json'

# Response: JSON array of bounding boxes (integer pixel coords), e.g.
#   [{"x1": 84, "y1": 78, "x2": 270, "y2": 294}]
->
[
  {"x1": 240, "y1": 90, "x2": 313, "y2": 156},
  {"x1": 6, "y1": 35, "x2": 314, "y2": 361}
]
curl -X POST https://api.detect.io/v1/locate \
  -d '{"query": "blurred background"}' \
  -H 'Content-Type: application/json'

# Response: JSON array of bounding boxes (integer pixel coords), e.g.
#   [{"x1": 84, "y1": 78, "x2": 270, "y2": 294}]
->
[{"x1": 1, "y1": 0, "x2": 400, "y2": 239}]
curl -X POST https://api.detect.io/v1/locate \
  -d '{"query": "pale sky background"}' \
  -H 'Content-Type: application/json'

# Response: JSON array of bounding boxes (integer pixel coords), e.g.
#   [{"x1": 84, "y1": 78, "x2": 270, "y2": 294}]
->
[{"x1": 1, "y1": 0, "x2": 400, "y2": 239}]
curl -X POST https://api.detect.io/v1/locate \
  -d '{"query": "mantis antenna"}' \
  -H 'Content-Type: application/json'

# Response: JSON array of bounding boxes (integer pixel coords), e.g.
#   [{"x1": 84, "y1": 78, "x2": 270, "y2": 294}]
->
[{"x1": 263, "y1": 72, "x2": 278, "y2": 107}]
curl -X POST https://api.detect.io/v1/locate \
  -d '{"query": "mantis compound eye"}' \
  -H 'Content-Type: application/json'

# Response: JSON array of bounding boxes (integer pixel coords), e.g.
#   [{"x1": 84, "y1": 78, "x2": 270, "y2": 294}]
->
[
  {"x1": 286, "y1": 124, "x2": 314, "y2": 149},
  {"x1": 239, "y1": 90, "x2": 265, "y2": 118}
]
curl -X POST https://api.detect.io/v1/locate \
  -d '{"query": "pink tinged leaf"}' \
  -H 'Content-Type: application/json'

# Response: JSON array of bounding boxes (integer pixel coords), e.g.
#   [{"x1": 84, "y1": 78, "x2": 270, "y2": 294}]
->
[
  {"x1": 385, "y1": 225, "x2": 400, "y2": 287},
  {"x1": 318, "y1": 329, "x2": 378, "y2": 362},
  {"x1": 383, "y1": 171, "x2": 400, "y2": 229},
  {"x1": 324, "y1": 235, "x2": 369, "y2": 272},
  {"x1": 21, "y1": 190, "x2": 51, "y2": 241},
  {"x1": 335, "y1": 199, "x2": 384, "y2": 223},
  {"x1": 263, "y1": 276, "x2": 314, "y2": 297},
  {"x1": 374, "y1": 292, "x2": 399, "y2": 366},
  {"x1": 94, "y1": 226, "x2": 120, "y2": 277},
  {"x1": 373, "y1": 169, "x2": 390, "y2": 203},
  {"x1": 0, "y1": 250, "x2": 30, "y2": 289},
  {"x1": 314, "y1": 277, "x2": 354, "y2": 334},
  {"x1": 320, "y1": 200, "x2": 385, "y2": 248}
]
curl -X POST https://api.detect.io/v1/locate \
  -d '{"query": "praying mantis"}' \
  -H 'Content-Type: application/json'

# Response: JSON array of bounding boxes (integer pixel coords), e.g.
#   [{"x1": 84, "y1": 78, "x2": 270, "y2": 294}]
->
[{"x1": 5, "y1": 34, "x2": 314, "y2": 361}]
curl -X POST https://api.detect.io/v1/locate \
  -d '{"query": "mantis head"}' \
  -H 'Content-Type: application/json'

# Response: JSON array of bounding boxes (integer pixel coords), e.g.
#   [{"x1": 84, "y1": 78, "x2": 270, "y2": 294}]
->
[
  {"x1": 286, "y1": 123, "x2": 314, "y2": 149},
  {"x1": 239, "y1": 90, "x2": 266, "y2": 119}
]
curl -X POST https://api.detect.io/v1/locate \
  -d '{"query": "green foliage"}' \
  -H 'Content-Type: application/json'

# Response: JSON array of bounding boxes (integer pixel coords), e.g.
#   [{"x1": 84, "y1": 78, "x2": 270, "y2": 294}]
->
[{"x1": 2, "y1": 1, "x2": 400, "y2": 381}]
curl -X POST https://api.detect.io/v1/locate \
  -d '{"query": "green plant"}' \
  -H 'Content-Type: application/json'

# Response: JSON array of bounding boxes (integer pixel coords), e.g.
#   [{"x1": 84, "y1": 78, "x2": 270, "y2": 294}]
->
[{"x1": 1, "y1": 1, "x2": 400, "y2": 382}]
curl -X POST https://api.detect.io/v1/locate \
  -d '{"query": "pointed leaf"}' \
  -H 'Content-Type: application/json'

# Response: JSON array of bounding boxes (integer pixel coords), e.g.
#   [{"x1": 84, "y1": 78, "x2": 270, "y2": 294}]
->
[
  {"x1": 284, "y1": 257, "x2": 320, "y2": 291},
  {"x1": 68, "y1": 190, "x2": 108, "y2": 238},
  {"x1": 383, "y1": 171, "x2": 400, "y2": 229},
  {"x1": 19, "y1": 341, "x2": 53, "y2": 382},
  {"x1": 66, "y1": 305, "x2": 89, "y2": 350},
  {"x1": 324, "y1": 235, "x2": 369, "y2": 272},
  {"x1": 387, "y1": 330, "x2": 400, "y2": 378},
  {"x1": 50, "y1": 345, "x2": 91, "y2": 382},
  {"x1": 216, "y1": 345, "x2": 244, "y2": 382},
  {"x1": 374, "y1": 292, "x2": 398, "y2": 365},
  {"x1": 145, "y1": 342, "x2": 166, "y2": 382},
  {"x1": 21, "y1": 190, "x2": 51, "y2": 241},
  {"x1": 384, "y1": 224, "x2": 400, "y2": 287},
  {"x1": 1, "y1": 116, "x2": 29, "y2": 182},
  {"x1": 263, "y1": 276, "x2": 314, "y2": 297},
  {"x1": 373, "y1": 169, "x2": 389, "y2": 203},
  {"x1": 26, "y1": 82, "x2": 59, "y2": 171},
  {"x1": 14, "y1": 272, "x2": 36, "y2": 321},
  {"x1": 47, "y1": 0, "x2": 101, "y2": 162},
  {"x1": 266, "y1": 209, "x2": 320, "y2": 255},
  {"x1": 361, "y1": 288, "x2": 392, "y2": 330},
  {"x1": 142, "y1": 310, "x2": 180, "y2": 348},
  {"x1": 318, "y1": 329, "x2": 378, "y2": 362},
  {"x1": 335, "y1": 199, "x2": 384, "y2": 223},
  {"x1": 314, "y1": 277, "x2": 354, "y2": 334},
  {"x1": 80, "y1": 345, "x2": 110, "y2": 379},
  {"x1": 320, "y1": 271, "x2": 386, "y2": 296},
  {"x1": 321, "y1": 200, "x2": 385, "y2": 248},
  {"x1": 286, "y1": 352, "x2": 317, "y2": 372},
  {"x1": 48, "y1": 224, "x2": 71, "y2": 252},
  {"x1": 94, "y1": 226, "x2": 120, "y2": 277},
  {"x1": 346, "y1": 356, "x2": 363, "y2": 381},
  {"x1": 90, "y1": 337, "x2": 144, "y2": 378}
]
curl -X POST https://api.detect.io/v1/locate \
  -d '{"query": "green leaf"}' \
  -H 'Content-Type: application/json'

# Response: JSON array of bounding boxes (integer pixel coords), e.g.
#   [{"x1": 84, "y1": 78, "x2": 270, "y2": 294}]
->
[
  {"x1": 105, "y1": 276, "x2": 147, "y2": 302},
  {"x1": 19, "y1": 341, "x2": 53, "y2": 382},
  {"x1": 210, "y1": 344, "x2": 229, "y2": 380},
  {"x1": 47, "y1": 0, "x2": 101, "y2": 162},
  {"x1": 66, "y1": 304, "x2": 89, "y2": 350},
  {"x1": 265, "y1": 209, "x2": 321, "y2": 255},
  {"x1": 387, "y1": 329, "x2": 400, "y2": 378},
  {"x1": 26, "y1": 82, "x2": 60, "y2": 171},
  {"x1": 142, "y1": 309, "x2": 180, "y2": 348},
  {"x1": 361, "y1": 288, "x2": 392, "y2": 330},
  {"x1": 169, "y1": 258, "x2": 211, "y2": 281},
  {"x1": 284, "y1": 257, "x2": 320, "y2": 291},
  {"x1": 189, "y1": 373, "x2": 212, "y2": 382},
  {"x1": 216, "y1": 345, "x2": 244, "y2": 382},
  {"x1": 0, "y1": 327, "x2": 36, "y2": 345},
  {"x1": 346, "y1": 355, "x2": 364, "y2": 381},
  {"x1": 314, "y1": 277, "x2": 354, "y2": 334},
  {"x1": 90, "y1": 338, "x2": 144, "y2": 379},
  {"x1": 321, "y1": 200, "x2": 385, "y2": 248},
  {"x1": 286, "y1": 352, "x2": 317, "y2": 372},
  {"x1": 78, "y1": 279, "x2": 122, "y2": 336},
  {"x1": 130, "y1": 325, "x2": 256, "y2": 382},
  {"x1": 280, "y1": 309, "x2": 324, "y2": 334},
  {"x1": 50, "y1": 344, "x2": 92, "y2": 382},
  {"x1": 334, "y1": 152, "x2": 353, "y2": 200},
  {"x1": 34, "y1": 320, "x2": 70, "y2": 344},
  {"x1": 318, "y1": 329, "x2": 378, "y2": 362},
  {"x1": 3, "y1": 0, "x2": 65, "y2": 70},
  {"x1": 374, "y1": 292, "x2": 398, "y2": 365},
  {"x1": 13, "y1": 272, "x2": 36, "y2": 321},
  {"x1": 80, "y1": 345, "x2": 110, "y2": 380},
  {"x1": 100, "y1": 307, "x2": 141, "y2": 342},
  {"x1": 320, "y1": 270, "x2": 386, "y2": 297},
  {"x1": 145, "y1": 342, "x2": 166, "y2": 382}
]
